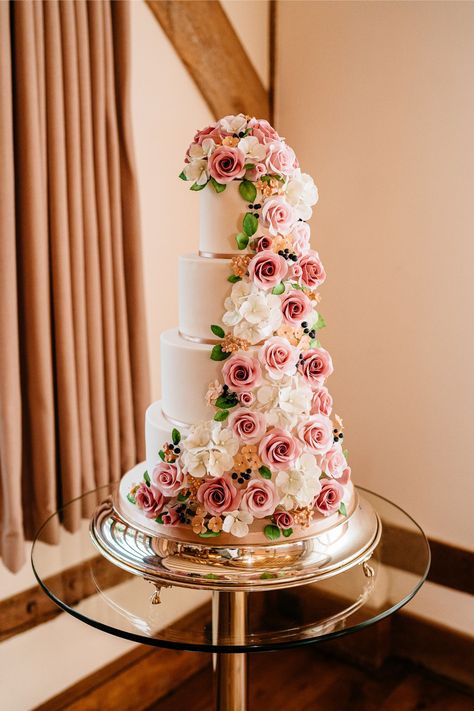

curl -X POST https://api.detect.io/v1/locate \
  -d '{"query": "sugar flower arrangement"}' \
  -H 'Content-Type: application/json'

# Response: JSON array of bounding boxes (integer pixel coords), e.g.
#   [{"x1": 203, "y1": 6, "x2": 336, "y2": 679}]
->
[{"x1": 128, "y1": 114, "x2": 351, "y2": 541}]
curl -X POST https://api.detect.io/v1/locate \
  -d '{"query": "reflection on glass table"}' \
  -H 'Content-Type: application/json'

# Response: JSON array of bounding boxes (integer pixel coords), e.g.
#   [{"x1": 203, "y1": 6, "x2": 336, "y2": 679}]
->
[{"x1": 32, "y1": 485, "x2": 430, "y2": 710}]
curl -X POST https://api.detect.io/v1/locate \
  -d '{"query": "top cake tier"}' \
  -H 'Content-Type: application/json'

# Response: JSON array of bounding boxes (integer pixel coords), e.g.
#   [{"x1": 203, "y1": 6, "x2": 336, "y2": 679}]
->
[{"x1": 199, "y1": 181, "x2": 250, "y2": 256}]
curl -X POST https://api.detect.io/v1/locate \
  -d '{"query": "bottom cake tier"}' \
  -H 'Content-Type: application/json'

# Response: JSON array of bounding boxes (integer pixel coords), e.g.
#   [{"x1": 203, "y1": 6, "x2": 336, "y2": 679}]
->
[{"x1": 117, "y1": 462, "x2": 356, "y2": 547}]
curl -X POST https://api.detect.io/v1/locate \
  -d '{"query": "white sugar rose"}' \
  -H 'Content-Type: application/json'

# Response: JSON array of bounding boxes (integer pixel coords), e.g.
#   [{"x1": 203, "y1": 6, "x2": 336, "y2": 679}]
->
[
  {"x1": 285, "y1": 169, "x2": 319, "y2": 221},
  {"x1": 223, "y1": 281, "x2": 282, "y2": 345},
  {"x1": 238, "y1": 135, "x2": 267, "y2": 163},
  {"x1": 276, "y1": 453, "x2": 322, "y2": 509},
  {"x1": 181, "y1": 421, "x2": 239, "y2": 478}
]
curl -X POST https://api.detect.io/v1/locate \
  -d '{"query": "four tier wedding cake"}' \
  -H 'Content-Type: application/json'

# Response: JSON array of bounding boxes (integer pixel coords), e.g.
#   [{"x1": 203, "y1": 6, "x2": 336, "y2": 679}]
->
[{"x1": 119, "y1": 114, "x2": 354, "y2": 545}]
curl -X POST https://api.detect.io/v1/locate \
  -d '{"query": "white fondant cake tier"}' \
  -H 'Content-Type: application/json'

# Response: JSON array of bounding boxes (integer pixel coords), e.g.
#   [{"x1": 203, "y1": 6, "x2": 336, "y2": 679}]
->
[
  {"x1": 161, "y1": 328, "x2": 221, "y2": 425},
  {"x1": 118, "y1": 463, "x2": 356, "y2": 547},
  {"x1": 199, "y1": 181, "x2": 251, "y2": 256},
  {"x1": 179, "y1": 254, "x2": 230, "y2": 340}
]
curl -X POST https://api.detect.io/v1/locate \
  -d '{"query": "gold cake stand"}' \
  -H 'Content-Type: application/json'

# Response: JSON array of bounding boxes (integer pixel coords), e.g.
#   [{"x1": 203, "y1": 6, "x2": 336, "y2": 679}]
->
[{"x1": 89, "y1": 490, "x2": 381, "y2": 710}]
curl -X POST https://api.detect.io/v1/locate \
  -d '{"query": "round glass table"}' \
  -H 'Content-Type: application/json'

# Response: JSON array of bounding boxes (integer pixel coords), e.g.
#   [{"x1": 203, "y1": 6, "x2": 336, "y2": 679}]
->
[{"x1": 32, "y1": 485, "x2": 430, "y2": 711}]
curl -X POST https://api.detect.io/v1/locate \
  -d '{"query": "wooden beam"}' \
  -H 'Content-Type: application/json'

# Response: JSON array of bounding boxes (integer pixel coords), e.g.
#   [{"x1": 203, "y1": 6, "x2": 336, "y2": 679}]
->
[{"x1": 145, "y1": 0, "x2": 269, "y2": 120}]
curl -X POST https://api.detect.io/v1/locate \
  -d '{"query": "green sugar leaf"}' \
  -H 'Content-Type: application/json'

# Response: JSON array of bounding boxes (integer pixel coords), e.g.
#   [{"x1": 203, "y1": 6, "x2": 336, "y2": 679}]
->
[
  {"x1": 178, "y1": 171, "x2": 187, "y2": 181},
  {"x1": 210, "y1": 344, "x2": 231, "y2": 361},
  {"x1": 204, "y1": 573, "x2": 219, "y2": 579},
  {"x1": 214, "y1": 409, "x2": 229, "y2": 422},
  {"x1": 271, "y1": 282, "x2": 285, "y2": 295},
  {"x1": 190, "y1": 181, "x2": 207, "y2": 191},
  {"x1": 259, "y1": 465, "x2": 272, "y2": 480},
  {"x1": 264, "y1": 524, "x2": 281, "y2": 541},
  {"x1": 210, "y1": 324, "x2": 225, "y2": 339},
  {"x1": 198, "y1": 529, "x2": 220, "y2": 538},
  {"x1": 310, "y1": 338, "x2": 321, "y2": 348},
  {"x1": 155, "y1": 514, "x2": 164, "y2": 524},
  {"x1": 172, "y1": 428, "x2": 181, "y2": 445},
  {"x1": 236, "y1": 232, "x2": 249, "y2": 250},
  {"x1": 228, "y1": 274, "x2": 241, "y2": 284},
  {"x1": 314, "y1": 313, "x2": 326, "y2": 330},
  {"x1": 158, "y1": 450, "x2": 165, "y2": 461},
  {"x1": 210, "y1": 177, "x2": 226, "y2": 193},
  {"x1": 127, "y1": 493, "x2": 136, "y2": 505},
  {"x1": 177, "y1": 491, "x2": 190, "y2": 502},
  {"x1": 343, "y1": 448, "x2": 349, "y2": 461},
  {"x1": 143, "y1": 470, "x2": 151, "y2": 486},
  {"x1": 243, "y1": 212, "x2": 258, "y2": 237},
  {"x1": 239, "y1": 179, "x2": 257, "y2": 203},
  {"x1": 215, "y1": 393, "x2": 239, "y2": 409},
  {"x1": 244, "y1": 163, "x2": 255, "y2": 170},
  {"x1": 282, "y1": 528, "x2": 294, "y2": 538},
  {"x1": 339, "y1": 502, "x2": 348, "y2": 517}
]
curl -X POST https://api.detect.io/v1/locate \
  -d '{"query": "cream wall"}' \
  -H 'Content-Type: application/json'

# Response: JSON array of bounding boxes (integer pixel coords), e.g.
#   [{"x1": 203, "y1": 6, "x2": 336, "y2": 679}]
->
[{"x1": 276, "y1": 0, "x2": 474, "y2": 550}]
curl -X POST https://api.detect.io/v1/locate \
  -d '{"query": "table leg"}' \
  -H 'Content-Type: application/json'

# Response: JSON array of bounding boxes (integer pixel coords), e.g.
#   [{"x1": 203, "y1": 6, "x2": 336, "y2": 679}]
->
[{"x1": 212, "y1": 591, "x2": 248, "y2": 711}]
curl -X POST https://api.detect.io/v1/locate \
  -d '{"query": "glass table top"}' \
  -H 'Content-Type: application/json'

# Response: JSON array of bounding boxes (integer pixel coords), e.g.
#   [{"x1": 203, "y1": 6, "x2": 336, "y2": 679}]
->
[{"x1": 31, "y1": 485, "x2": 430, "y2": 653}]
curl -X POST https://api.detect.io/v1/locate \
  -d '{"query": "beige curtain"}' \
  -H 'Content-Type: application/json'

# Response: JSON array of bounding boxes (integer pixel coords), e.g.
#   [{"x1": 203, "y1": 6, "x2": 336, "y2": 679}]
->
[{"x1": 0, "y1": 0, "x2": 150, "y2": 572}]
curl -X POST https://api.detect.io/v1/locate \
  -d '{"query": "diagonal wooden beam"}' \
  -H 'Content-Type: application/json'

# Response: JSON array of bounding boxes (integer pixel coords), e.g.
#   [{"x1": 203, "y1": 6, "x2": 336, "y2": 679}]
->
[{"x1": 145, "y1": 0, "x2": 269, "y2": 120}]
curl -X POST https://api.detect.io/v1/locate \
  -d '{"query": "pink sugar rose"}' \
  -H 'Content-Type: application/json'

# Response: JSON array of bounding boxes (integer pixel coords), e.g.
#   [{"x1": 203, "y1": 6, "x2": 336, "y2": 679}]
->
[
  {"x1": 208, "y1": 145, "x2": 246, "y2": 184},
  {"x1": 162, "y1": 507, "x2": 180, "y2": 526},
  {"x1": 197, "y1": 476, "x2": 242, "y2": 516},
  {"x1": 266, "y1": 141, "x2": 298, "y2": 177},
  {"x1": 321, "y1": 445, "x2": 348, "y2": 479},
  {"x1": 222, "y1": 354, "x2": 262, "y2": 393},
  {"x1": 262, "y1": 197, "x2": 297, "y2": 236},
  {"x1": 249, "y1": 118, "x2": 280, "y2": 144},
  {"x1": 135, "y1": 483, "x2": 166, "y2": 519},
  {"x1": 273, "y1": 509, "x2": 294, "y2": 530},
  {"x1": 240, "y1": 479, "x2": 278, "y2": 519},
  {"x1": 280, "y1": 289, "x2": 313, "y2": 326},
  {"x1": 258, "y1": 428, "x2": 302, "y2": 471},
  {"x1": 248, "y1": 250, "x2": 288, "y2": 289},
  {"x1": 298, "y1": 414, "x2": 333, "y2": 455},
  {"x1": 314, "y1": 479, "x2": 344, "y2": 516},
  {"x1": 289, "y1": 262, "x2": 303, "y2": 281},
  {"x1": 193, "y1": 123, "x2": 225, "y2": 145},
  {"x1": 311, "y1": 386, "x2": 333, "y2": 417},
  {"x1": 228, "y1": 408, "x2": 267, "y2": 444},
  {"x1": 152, "y1": 461, "x2": 184, "y2": 496},
  {"x1": 299, "y1": 347, "x2": 334, "y2": 388},
  {"x1": 246, "y1": 162, "x2": 266, "y2": 182},
  {"x1": 259, "y1": 336, "x2": 299, "y2": 380},
  {"x1": 290, "y1": 222, "x2": 311, "y2": 256},
  {"x1": 338, "y1": 467, "x2": 351, "y2": 486},
  {"x1": 300, "y1": 251, "x2": 326, "y2": 289},
  {"x1": 239, "y1": 391, "x2": 255, "y2": 407},
  {"x1": 256, "y1": 235, "x2": 273, "y2": 252}
]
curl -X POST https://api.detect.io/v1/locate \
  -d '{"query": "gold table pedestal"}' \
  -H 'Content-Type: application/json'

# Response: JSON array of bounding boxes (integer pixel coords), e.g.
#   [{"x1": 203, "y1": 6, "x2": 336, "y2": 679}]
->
[{"x1": 213, "y1": 591, "x2": 249, "y2": 711}]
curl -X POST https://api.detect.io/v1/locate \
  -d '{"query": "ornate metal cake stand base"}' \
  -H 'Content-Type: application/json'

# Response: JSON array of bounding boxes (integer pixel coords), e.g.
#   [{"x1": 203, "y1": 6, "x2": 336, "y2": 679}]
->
[
  {"x1": 90, "y1": 494, "x2": 381, "y2": 592},
  {"x1": 90, "y1": 493, "x2": 381, "y2": 711}
]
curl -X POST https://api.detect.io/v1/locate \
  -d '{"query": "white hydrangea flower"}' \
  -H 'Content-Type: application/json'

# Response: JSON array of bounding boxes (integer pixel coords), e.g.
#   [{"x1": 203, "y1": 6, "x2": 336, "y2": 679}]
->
[
  {"x1": 285, "y1": 169, "x2": 319, "y2": 221},
  {"x1": 219, "y1": 113, "x2": 248, "y2": 134},
  {"x1": 181, "y1": 421, "x2": 239, "y2": 478},
  {"x1": 183, "y1": 159, "x2": 208, "y2": 185},
  {"x1": 257, "y1": 376, "x2": 312, "y2": 429},
  {"x1": 222, "y1": 510, "x2": 254, "y2": 537},
  {"x1": 276, "y1": 453, "x2": 322, "y2": 509},
  {"x1": 223, "y1": 281, "x2": 282, "y2": 345},
  {"x1": 238, "y1": 135, "x2": 267, "y2": 163}
]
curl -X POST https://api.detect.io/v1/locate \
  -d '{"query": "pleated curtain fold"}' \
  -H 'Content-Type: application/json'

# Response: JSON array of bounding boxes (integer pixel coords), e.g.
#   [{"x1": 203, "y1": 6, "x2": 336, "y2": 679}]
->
[{"x1": 0, "y1": 0, "x2": 150, "y2": 572}]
